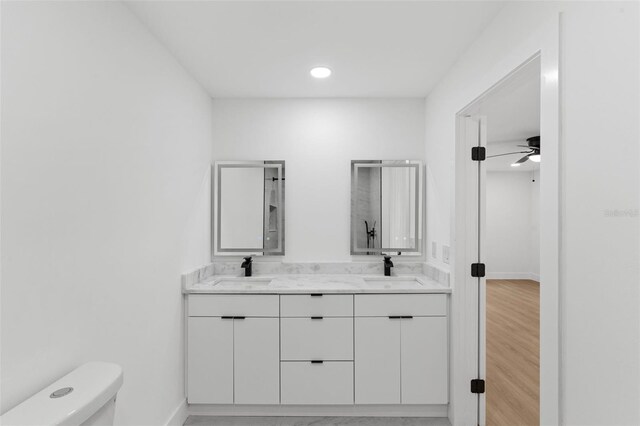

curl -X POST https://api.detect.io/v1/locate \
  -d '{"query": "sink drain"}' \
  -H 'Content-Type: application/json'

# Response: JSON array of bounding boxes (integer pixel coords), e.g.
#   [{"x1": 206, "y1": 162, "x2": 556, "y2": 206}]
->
[{"x1": 50, "y1": 387, "x2": 73, "y2": 398}]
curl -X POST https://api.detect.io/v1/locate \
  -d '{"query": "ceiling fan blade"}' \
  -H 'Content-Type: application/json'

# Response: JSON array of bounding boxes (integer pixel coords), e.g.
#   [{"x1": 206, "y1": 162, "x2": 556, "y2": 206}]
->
[
  {"x1": 486, "y1": 150, "x2": 531, "y2": 159},
  {"x1": 515, "y1": 154, "x2": 530, "y2": 164}
]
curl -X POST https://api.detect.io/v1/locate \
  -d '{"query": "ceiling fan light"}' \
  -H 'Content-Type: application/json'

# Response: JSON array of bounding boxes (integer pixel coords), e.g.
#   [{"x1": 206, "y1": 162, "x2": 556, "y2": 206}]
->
[{"x1": 529, "y1": 154, "x2": 541, "y2": 163}]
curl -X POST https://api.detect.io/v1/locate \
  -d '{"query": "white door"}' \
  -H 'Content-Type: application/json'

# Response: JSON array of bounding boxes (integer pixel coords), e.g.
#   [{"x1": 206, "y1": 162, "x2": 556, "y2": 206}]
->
[
  {"x1": 401, "y1": 317, "x2": 448, "y2": 404},
  {"x1": 355, "y1": 317, "x2": 401, "y2": 404},
  {"x1": 233, "y1": 317, "x2": 280, "y2": 404},
  {"x1": 187, "y1": 317, "x2": 233, "y2": 403}
]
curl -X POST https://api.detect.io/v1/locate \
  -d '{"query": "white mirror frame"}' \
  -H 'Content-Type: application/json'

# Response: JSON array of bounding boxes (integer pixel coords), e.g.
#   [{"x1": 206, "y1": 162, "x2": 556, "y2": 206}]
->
[
  {"x1": 350, "y1": 160, "x2": 423, "y2": 255},
  {"x1": 213, "y1": 161, "x2": 284, "y2": 255}
]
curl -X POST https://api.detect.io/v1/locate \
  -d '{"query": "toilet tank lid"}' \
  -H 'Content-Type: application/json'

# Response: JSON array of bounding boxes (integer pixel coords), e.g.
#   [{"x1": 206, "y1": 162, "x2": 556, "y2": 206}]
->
[{"x1": 0, "y1": 362, "x2": 123, "y2": 426}]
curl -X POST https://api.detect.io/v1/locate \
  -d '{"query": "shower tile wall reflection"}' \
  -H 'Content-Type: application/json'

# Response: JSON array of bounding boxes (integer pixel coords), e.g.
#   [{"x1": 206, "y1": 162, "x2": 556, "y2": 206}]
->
[{"x1": 353, "y1": 166, "x2": 382, "y2": 252}]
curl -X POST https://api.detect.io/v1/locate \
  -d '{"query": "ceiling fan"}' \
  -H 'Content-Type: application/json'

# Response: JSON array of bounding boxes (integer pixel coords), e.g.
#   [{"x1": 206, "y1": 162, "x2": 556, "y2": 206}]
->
[{"x1": 487, "y1": 136, "x2": 540, "y2": 166}]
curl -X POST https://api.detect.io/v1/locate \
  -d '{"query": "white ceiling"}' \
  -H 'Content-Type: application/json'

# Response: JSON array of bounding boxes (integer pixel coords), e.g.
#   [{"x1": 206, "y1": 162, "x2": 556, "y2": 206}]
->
[
  {"x1": 468, "y1": 58, "x2": 541, "y2": 172},
  {"x1": 125, "y1": 1, "x2": 504, "y2": 98}
]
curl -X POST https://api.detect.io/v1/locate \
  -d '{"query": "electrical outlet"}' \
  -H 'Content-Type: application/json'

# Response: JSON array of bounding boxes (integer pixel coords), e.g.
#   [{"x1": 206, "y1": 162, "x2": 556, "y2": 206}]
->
[
  {"x1": 443, "y1": 245, "x2": 450, "y2": 264},
  {"x1": 432, "y1": 242, "x2": 438, "y2": 258}
]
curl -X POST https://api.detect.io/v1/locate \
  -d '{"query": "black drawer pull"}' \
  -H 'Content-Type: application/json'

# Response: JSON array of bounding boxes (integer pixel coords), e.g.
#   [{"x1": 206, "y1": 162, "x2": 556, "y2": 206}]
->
[
  {"x1": 388, "y1": 316, "x2": 402, "y2": 319},
  {"x1": 310, "y1": 360, "x2": 324, "y2": 364},
  {"x1": 234, "y1": 316, "x2": 246, "y2": 320},
  {"x1": 310, "y1": 293, "x2": 323, "y2": 297},
  {"x1": 311, "y1": 316, "x2": 323, "y2": 320},
  {"x1": 402, "y1": 316, "x2": 414, "y2": 319},
  {"x1": 221, "y1": 316, "x2": 234, "y2": 320}
]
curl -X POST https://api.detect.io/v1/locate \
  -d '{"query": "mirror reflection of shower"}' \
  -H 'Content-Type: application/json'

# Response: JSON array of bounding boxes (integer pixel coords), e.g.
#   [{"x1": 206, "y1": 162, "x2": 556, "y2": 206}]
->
[
  {"x1": 351, "y1": 160, "x2": 422, "y2": 256},
  {"x1": 355, "y1": 164, "x2": 381, "y2": 255}
]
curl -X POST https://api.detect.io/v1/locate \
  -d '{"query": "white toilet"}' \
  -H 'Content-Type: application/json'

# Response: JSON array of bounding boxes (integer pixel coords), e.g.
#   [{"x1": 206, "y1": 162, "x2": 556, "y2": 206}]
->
[{"x1": 0, "y1": 362, "x2": 123, "y2": 426}]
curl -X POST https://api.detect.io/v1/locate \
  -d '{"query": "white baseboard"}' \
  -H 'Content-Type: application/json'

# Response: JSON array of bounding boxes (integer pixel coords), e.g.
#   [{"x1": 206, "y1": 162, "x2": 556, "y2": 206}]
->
[
  {"x1": 188, "y1": 404, "x2": 448, "y2": 418},
  {"x1": 486, "y1": 272, "x2": 539, "y2": 282},
  {"x1": 165, "y1": 399, "x2": 188, "y2": 426}
]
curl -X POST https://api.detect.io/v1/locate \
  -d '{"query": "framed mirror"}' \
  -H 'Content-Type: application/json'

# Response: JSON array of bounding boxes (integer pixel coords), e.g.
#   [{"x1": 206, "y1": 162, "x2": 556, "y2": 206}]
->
[
  {"x1": 351, "y1": 160, "x2": 422, "y2": 255},
  {"x1": 214, "y1": 161, "x2": 285, "y2": 255}
]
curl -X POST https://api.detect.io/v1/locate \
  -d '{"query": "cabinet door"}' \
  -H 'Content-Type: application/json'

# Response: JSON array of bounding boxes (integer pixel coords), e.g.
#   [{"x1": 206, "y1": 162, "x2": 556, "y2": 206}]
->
[
  {"x1": 401, "y1": 317, "x2": 448, "y2": 404},
  {"x1": 187, "y1": 317, "x2": 233, "y2": 404},
  {"x1": 234, "y1": 318, "x2": 280, "y2": 404},
  {"x1": 355, "y1": 317, "x2": 401, "y2": 404}
]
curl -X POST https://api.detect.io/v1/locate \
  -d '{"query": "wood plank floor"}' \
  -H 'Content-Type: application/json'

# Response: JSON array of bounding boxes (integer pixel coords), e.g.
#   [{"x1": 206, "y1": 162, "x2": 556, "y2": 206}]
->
[{"x1": 486, "y1": 279, "x2": 539, "y2": 426}]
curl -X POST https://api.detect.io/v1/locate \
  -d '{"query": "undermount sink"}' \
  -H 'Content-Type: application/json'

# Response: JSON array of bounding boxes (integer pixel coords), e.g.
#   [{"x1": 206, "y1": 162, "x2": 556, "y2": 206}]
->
[
  {"x1": 211, "y1": 278, "x2": 272, "y2": 289},
  {"x1": 363, "y1": 277, "x2": 425, "y2": 290}
]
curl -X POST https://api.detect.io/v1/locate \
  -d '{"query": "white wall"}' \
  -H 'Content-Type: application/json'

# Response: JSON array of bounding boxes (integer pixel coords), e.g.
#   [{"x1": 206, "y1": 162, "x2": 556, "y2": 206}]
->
[
  {"x1": 424, "y1": 2, "x2": 639, "y2": 425},
  {"x1": 486, "y1": 171, "x2": 539, "y2": 280},
  {"x1": 211, "y1": 99, "x2": 425, "y2": 262},
  {"x1": 1, "y1": 2, "x2": 212, "y2": 425}
]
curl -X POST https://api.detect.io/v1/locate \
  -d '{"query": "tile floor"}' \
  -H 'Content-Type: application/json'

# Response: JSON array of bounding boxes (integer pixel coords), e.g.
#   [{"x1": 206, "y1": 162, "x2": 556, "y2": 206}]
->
[{"x1": 184, "y1": 416, "x2": 451, "y2": 426}]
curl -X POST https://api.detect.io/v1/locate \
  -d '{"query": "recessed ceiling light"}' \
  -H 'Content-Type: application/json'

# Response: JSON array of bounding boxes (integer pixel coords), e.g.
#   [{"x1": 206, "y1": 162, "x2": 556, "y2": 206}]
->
[
  {"x1": 510, "y1": 163, "x2": 521, "y2": 167},
  {"x1": 310, "y1": 67, "x2": 331, "y2": 79}
]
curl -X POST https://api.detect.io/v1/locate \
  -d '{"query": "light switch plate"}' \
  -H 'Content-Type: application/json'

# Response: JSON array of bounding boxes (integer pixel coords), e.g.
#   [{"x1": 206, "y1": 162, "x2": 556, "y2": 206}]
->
[
  {"x1": 443, "y1": 245, "x2": 450, "y2": 264},
  {"x1": 432, "y1": 242, "x2": 437, "y2": 259}
]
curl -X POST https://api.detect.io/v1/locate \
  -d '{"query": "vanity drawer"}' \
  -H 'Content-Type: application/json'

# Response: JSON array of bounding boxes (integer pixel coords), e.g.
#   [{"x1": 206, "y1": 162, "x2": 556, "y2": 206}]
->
[
  {"x1": 188, "y1": 295, "x2": 279, "y2": 317},
  {"x1": 354, "y1": 294, "x2": 447, "y2": 317},
  {"x1": 281, "y1": 361, "x2": 354, "y2": 404},
  {"x1": 281, "y1": 318, "x2": 353, "y2": 361},
  {"x1": 280, "y1": 294, "x2": 353, "y2": 317}
]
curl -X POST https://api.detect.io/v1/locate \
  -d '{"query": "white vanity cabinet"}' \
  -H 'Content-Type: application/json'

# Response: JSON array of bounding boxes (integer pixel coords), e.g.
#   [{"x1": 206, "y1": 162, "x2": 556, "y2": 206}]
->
[
  {"x1": 186, "y1": 290, "x2": 448, "y2": 408},
  {"x1": 187, "y1": 316, "x2": 233, "y2": 404},
  {"x1": 354, "y1": 316, "x2": 401, "y2": 404},
  {"x1": 354, "y1": 294, "x2": 448, "y2": 404},
  {"x1": 187, "y1": 295, "x2": 279, "y2": 404}
]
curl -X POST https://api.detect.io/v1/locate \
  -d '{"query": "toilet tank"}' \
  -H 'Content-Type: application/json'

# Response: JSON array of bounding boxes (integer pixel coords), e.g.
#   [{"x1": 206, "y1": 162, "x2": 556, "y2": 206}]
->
[{"x1": 0, "y1": 362, "x2": 123, "y2": 426}]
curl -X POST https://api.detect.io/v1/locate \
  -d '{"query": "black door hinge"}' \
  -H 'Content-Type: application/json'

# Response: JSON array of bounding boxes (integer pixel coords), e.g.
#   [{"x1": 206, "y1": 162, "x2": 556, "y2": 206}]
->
[
  {"x1": 471, "y1": 146, "x2": 486, "y2": 161},
  {"x1": 470, "y1": 379, "x2": 485, "y2": 394},
  {"x1": 471, "y1": 263, "x2": 485, "y2": 277}
]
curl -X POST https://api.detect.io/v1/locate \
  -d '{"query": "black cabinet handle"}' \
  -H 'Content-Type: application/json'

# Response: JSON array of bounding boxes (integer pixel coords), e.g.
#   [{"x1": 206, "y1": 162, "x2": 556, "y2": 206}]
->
[
  {"x1": 402, "y1": 316, "x2": 414, "y2": 319},
  {"x1": 311, "y1": 316, "x2": 323, "y2": 320},
  {"x1": 221, "y1": 316, "x2": 234, "y2": 320},
  {"x1": 310, "y1": 360, "x2": 324, "y2": 364},
  {"x1": 310, "y1": 293, "x2": 323, "y2": 297},
  {"x1": 388, "y1": 316, "x2": 402, "y2": 319},
  {"x1": 234, "y1": 316, "x2": 246, "y2": 320}
]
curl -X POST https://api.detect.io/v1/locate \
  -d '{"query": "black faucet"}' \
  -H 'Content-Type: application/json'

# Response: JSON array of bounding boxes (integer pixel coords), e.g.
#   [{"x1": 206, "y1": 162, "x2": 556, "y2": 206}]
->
[
  {"x1": 383, "y1": 255, "x2": 394, "y2": 276},
  {"x1": 241, "y1": 256, "x2": 253, "y2": 277}
]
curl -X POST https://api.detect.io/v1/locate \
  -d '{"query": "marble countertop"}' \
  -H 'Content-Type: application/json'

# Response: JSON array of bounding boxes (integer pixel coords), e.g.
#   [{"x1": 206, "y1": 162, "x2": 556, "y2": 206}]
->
[{"x1": 183, "y1": 274, "x2": 451, "y2": 294}]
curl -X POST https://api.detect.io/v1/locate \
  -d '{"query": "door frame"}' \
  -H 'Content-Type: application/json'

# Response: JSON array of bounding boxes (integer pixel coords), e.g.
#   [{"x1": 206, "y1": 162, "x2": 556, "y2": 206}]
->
[{"x1": 452, "y1": 15, "x2": 561, "y2": 426}]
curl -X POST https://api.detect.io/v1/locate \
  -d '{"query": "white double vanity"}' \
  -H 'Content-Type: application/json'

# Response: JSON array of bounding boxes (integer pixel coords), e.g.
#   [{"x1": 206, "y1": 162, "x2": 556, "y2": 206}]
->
[
  {"x1": 184, "y1": 159, "x2": 451, "y2": 415},
  {"x1": 184, "y1": 275, "x2": 450, "y2": 412}
]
